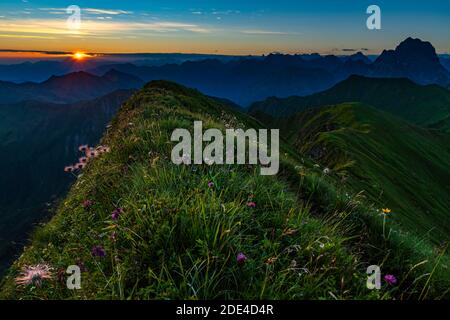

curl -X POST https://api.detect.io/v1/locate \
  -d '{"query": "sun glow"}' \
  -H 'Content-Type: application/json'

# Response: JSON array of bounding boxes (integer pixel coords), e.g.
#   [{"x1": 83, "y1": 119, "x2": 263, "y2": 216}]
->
[{"x1": 72, "y1": 52, "x2": 89, "y2": 61}]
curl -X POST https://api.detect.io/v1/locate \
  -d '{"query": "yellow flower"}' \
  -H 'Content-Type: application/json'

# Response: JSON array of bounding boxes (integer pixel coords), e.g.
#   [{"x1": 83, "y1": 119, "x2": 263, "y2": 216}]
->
[{"x1": 382, "y1": 208, "x2": 391, "y2": 214}]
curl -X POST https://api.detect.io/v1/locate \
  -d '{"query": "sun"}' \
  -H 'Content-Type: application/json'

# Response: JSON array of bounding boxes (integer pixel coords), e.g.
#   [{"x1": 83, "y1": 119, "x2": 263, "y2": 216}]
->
[{"x1": 72, "y1": 52, "x2": 88, "y2": 61}]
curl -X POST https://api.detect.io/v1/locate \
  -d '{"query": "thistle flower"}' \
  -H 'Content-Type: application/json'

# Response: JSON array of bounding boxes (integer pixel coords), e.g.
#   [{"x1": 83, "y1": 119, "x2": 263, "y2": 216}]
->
[
  {"x1": 247, "y1": 201, "x2": 256, "y2": 208},
  {"x1": 74, "y1": 162, "x2": 86, "y2": 170},
  {"x1": 87, "y1": 148, "x2": 97, "y2": 158},
  {"x1": 91, "y1": 245, "x2": 106, "y2": 257},
  {"x1": 236, "y1": 252, "x2": 247, "y2": 264},
  {"x1": 97, "y1": 146, "x2": 110, "y2": 153},
  {"x1": 15, "y1": 264, "x2": 52, "y2": 287},
  {"x1": 384, "y1": 274, "x2": 397, "y2": 285},
  {"x1": 64, "y1": 165, "x2": 74, "y2": 173},
  {"x1": 111, "y1": 207, "x2": 124, "y2": 220},
  {"x1": 78, "y1": 145, "x2": 89, "y2": 152}
]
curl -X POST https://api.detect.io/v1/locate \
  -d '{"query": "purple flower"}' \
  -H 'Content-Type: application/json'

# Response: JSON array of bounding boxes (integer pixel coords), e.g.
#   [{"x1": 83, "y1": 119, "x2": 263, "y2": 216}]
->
[
  {"x1": 91, "y1": 245, "x2": 106, "y2": 257},
  {"x1": 208, "y1": 181, "x2": 214, "y2": 188},
  {"x1": 82, "y1": 200, "x2": 93, "y2": 209},
  {"x1": 111, "y1": 207, "x2": 124, "y2": 220},
  {"x1": 236, "y1": 252, "x2": 247, "y2": 264},
  {"x1": 247, "y1": 201, "x2": 256, "y2": 208},
  {"x1": 384, "y1": 274, "x2": 397, "y2": 285}
]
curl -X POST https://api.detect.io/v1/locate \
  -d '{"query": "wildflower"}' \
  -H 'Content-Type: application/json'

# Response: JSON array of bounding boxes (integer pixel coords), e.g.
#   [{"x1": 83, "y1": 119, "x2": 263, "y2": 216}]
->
[
  {"x1": 97, "y1": 146, "x2": 111, "y2": 153},
  {"x1": 87, "y1": 148, "x2": 97, "y2": 158},
  {"x1": 382, "y1": 208, "x2": 392, "y2": 214},
  {"x1": 79, "y1": 157, "x2": 88, "y2": 164},
  {"x1": 15, "y1": 264, "x2": 52, "y2": 287},
  {"x1": 247, "y1": 201, "x2": 256, "y2": 208},
  {"x1": 91, "y1": 245, "x2": 106, "y2": 257},
  {"x1": 323, "y1": 167, "x2": 330, "y2": 174},
  {"x1": 78, "y1": 145, "x2": 89, "y2": 152},
  {"x1": 74, "y1": 163, "x2": 86, "y2": 170},
  {"x1": 384, "y1": 274, "x2": 397, "y2": 285},
  {"x1": 208, "y1": 181, "x2": 214, "y2": 188},
  {"x1": 111, "y1": 207, "x2": 124, "y2": 220},
  {"x1": 64, "y1": 165, "x2": 74, "y2": 173},
  {"x1": 236, "y1": 252, "x2": 247, "y2": 264},
  {"x1": 82, "y1": 199, "x2": 93, "y2": 209}
]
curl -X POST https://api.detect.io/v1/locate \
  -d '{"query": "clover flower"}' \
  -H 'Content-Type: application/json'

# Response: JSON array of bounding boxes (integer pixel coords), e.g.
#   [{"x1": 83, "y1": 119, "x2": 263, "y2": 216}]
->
[
  {"x1": 91, "y1": 245, "x2": 106, "y2": 257},
  {"x1": 384, "y1": 274, "x2": 397, "y2": 285},
  {"x1": 111, "y1": 207, "x2": 124, "y2": 220},
  {"x1": 236, "y1": 252, "x2": 247, "y2": 264}
]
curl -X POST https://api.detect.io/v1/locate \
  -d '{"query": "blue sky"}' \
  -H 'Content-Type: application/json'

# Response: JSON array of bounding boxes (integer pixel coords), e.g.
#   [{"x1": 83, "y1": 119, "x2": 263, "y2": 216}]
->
[{"x1": 0, "y1": 0, "x2": 449, "y2": 54}]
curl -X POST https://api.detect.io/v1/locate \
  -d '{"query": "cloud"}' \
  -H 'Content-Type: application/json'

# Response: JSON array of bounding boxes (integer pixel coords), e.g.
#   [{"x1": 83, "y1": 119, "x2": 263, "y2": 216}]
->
[
  {"x1": 0, "y1": 34, "x2": 56, "y2": 39},
  {"x1": 341, "y1": 48, "x2": 357, "y2": 52},
  {"x1": 0, "y1": 49, "x2": 69, "y2": 54},
  {"x1": 0, "y1": 18, "x2": 212, "y2": 37},
  {"x1": 38, "y1": 8, "x2": 132, "y2": 15},
  {"x1": 84, "y1": 8, "x2": 133, "y2": 15},
  {"x1": 241, "y1": 29, "x2": 292, "y2": 35}
]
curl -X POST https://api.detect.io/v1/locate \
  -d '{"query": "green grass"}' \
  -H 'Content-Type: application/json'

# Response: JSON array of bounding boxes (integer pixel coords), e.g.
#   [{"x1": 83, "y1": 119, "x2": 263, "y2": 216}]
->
[
  {"x1": 249, "y1": 75, "x2": 450, "y2": 132},
  {"x1": 0, "y1": 81, "x2": 448, "y2": 299},
  {"x1": 262, "y1": 103, "x2": 450, "y2": 244}
]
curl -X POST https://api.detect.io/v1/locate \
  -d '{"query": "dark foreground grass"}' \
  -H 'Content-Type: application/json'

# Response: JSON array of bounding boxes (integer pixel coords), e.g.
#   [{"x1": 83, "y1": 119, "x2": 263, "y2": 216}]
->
[{"x1": 0, "y1": 82, "x2": 447, "y2": 299}]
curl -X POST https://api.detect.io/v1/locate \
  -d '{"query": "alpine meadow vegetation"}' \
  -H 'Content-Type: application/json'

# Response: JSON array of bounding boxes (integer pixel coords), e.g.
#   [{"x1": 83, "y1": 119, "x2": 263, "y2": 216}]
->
[{"x1": 0, "y1": 81, "x2": 448, "y2": 300}]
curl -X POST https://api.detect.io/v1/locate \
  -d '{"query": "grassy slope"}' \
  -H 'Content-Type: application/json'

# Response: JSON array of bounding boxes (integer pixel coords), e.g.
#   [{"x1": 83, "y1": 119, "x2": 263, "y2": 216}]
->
[
  {"x1": 257, "y1": 103, "x2": 450, "y2": 245},
  {"x1": 249, "y1": 75, "x2": 450, "y2": 132},
  {"x1": 0, "y1": 82, "x2": 448, "y2": 299}
]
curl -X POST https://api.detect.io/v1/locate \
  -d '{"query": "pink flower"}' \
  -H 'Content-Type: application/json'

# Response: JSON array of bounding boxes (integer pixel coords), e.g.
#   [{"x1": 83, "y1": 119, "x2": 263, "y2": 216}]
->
[
  {"x1": 82, "y1": 200, "x2": 93, "y2": 209},
  {"x1": 384, "y1": 274, "x2": 397, "y2": 285},
  {"x1": 236, "y1": 252, "x2": 247, "y2": 264},
  {"x1": 78, "y1": 145, "x2": 89, "y2": 152},
  {"x1": 15, "y1": 264, "x2": 52, "y2": 287},
  {"x1": 79, "y1": 157, "x2": 88, "y2": 164},
  {"x1": 208, "y1": 181, "x2": 214, "y2": 188},
  {"x1": 74, "y1": 162, "x2": 86, "y2": 170},
  {"x1": 64, "y1": 165, "x2": 74, "y2": 173},
  {"x1": 247, "y1": 201, "x2": 256, "y2": 208},
  {"x1": 86, "y1": 148, "x2": 97, "y2": 158},
  {"x1": 111, "y1": 207, "x2": 124, "y2": 220},
  {"x1": 91, "y1": 245, "x2": 106, "y2": 257}
]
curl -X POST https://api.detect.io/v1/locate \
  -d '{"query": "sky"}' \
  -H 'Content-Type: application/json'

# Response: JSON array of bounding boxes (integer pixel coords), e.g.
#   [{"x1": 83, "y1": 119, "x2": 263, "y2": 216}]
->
[{"x1": 0, "y1": 0, "x2": 449, "y2": 56}]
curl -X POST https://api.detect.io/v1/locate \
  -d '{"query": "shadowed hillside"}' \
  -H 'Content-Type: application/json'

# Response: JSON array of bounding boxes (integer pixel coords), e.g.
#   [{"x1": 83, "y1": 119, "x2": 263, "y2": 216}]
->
[
  {"x1": 252, "y1": 103, "x2": 450, "y2": 244},
  {"x1": 249, "y1": 75, "x2": 450, "y2": 132},
  {"x1": 0, "y1": 90, "x2": 134, "y2": 274}
]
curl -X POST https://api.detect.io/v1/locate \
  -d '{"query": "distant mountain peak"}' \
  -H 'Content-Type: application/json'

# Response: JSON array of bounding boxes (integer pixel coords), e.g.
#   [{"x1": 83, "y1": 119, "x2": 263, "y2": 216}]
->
[{"x1": 372, "y1": 37, "x2": 450, "y2": 85}]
